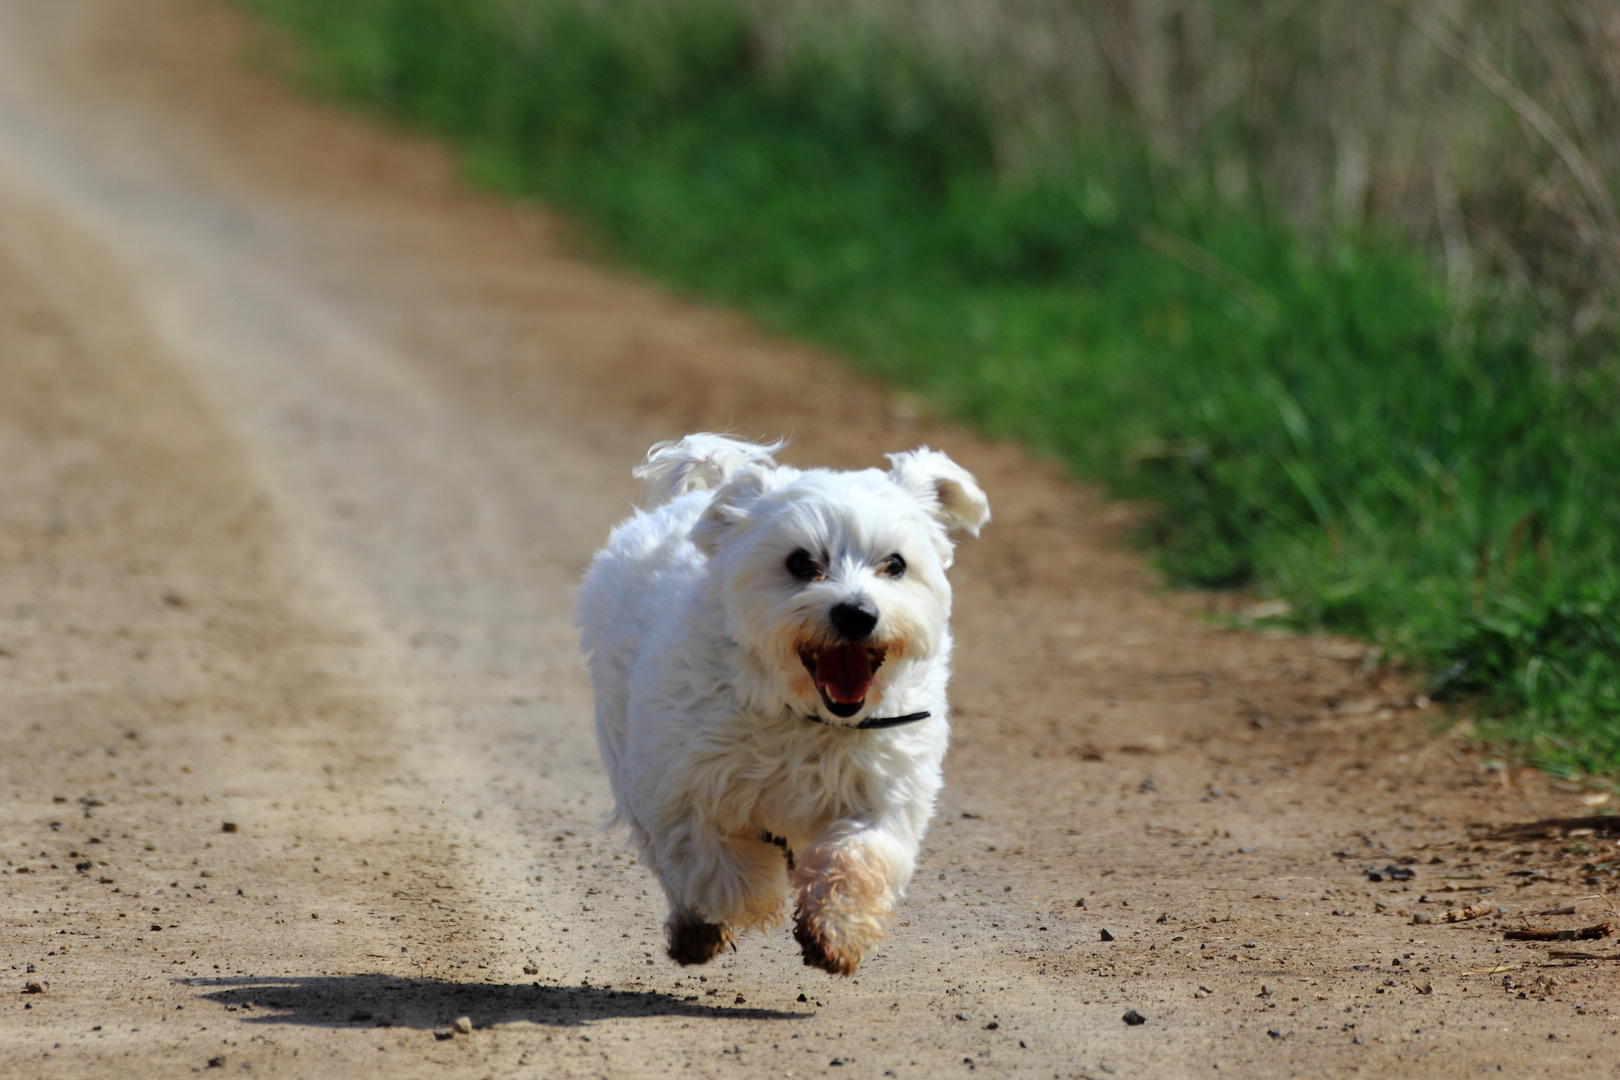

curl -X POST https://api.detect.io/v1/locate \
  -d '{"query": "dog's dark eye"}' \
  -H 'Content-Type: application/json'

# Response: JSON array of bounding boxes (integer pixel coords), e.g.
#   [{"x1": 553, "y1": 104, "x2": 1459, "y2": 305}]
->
[
  {"x1": 785, "y1": 549, "x2": 822, "y2": 582},
  {"x1": 880, "y1": 553, "x2": 907, "y2": 579}
]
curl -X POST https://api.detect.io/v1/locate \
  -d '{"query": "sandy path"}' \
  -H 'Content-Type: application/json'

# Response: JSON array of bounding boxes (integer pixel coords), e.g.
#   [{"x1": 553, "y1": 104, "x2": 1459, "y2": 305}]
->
[{"x1": 0, "y1": 1, "x2": 1615, "y2": 1076}]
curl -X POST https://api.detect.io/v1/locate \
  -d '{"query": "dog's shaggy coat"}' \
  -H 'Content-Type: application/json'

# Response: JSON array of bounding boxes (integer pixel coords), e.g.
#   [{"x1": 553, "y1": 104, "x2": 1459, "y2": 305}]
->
[{"x1": 578, "y1": 435, "x2": 988, "y2": 974}]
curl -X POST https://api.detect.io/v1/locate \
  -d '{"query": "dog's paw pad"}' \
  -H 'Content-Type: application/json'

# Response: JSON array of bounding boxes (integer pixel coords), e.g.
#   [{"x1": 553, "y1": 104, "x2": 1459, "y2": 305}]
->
[{"x1": 666, "y1": 916, "x2": 730, "y2": 966}]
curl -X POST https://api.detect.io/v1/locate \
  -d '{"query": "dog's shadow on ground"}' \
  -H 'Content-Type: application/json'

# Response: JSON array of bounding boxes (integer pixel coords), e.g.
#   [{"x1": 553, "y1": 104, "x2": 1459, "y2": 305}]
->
[{"x1": 176, "y1": 973, "x2": 804, "y2": 1030}]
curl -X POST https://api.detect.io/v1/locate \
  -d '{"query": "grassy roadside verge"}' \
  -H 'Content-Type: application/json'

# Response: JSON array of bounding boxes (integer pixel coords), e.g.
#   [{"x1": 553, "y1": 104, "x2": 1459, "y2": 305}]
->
[{"x1": 239, "y1": 0, "x2": 1620, "y2": 776}]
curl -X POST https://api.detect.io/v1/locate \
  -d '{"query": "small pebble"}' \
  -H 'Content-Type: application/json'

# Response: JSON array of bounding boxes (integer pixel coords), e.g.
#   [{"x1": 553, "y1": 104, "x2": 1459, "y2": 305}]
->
[
  {"x1": 452, "y1": 1016, "x2": 472, "y2": 1035},
  {"x1": 1122, "y1": 1009, "x2": 1146, "y2": 1026},
  {"x1": 432, "y1": 1028, "x2": 454, "y2": 1041},
  {"x1": 1100, "y1": 929, "x2": 1115, "y2": 942}
]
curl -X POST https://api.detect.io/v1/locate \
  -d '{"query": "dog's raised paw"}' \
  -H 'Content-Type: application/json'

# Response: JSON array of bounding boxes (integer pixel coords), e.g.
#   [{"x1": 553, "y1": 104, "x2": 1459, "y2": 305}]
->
[
  {"x1": 666, "y1": 913, "x2": 731, "y2": 966},
  {"x1": 793, "y1": 909, "x2": 858, "y2": 976}
]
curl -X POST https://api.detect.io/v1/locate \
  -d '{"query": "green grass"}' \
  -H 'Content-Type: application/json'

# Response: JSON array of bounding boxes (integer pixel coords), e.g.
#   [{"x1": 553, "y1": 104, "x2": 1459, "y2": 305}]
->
[{"x1": 241, "y1": 0, "x2": 1620, "y2": 776}]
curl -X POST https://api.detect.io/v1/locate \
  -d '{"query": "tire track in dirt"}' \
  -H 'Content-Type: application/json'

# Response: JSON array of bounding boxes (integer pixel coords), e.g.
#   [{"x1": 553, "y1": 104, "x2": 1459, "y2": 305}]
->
[
  {"x1": 1, "y1": 1, "x2": 1616, "y2": 1077},
  {"x1": 0, "y1": 169, "x2": 516, "y2": 1076}
]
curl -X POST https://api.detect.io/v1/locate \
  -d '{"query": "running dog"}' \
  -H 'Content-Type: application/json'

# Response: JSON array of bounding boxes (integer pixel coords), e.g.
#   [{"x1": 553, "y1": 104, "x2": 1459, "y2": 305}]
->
[{"x1": 578, "y1": 434, "x2": 988, "y2": 974}]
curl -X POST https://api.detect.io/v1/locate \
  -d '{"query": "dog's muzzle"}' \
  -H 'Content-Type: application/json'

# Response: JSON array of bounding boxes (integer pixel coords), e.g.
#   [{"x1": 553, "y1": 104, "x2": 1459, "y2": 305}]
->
[{"x1": 797, "y1": 642, "x2": 887, "y2": 719}]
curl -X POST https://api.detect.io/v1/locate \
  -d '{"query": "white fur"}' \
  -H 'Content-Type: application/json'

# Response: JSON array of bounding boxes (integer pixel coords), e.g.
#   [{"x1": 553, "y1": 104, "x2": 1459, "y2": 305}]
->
[{"x1": 577, "y1": 434, "x2": 989, "y2": 974}]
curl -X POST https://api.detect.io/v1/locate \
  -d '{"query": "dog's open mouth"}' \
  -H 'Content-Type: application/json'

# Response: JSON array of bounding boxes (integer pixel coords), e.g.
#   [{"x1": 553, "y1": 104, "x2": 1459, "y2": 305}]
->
[{"x1": 798, "y1": 643, "x2": 887, "y2": 719}]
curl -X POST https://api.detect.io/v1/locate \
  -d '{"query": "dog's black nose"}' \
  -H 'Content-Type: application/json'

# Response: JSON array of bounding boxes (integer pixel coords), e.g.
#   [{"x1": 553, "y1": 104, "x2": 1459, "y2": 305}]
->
[{"x1": 829, "y1": 599, "x2": 879, "y2": 642}]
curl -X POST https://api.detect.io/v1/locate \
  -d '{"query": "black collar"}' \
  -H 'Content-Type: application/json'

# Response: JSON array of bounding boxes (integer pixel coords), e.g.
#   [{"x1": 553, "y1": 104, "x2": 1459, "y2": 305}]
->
[{"x1": 806, "y1": 710, "x2": 931, "y2": 731}]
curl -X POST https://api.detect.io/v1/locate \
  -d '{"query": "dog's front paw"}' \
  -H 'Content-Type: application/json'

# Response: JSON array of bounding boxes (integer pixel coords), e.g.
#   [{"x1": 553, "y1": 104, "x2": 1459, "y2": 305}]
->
[
  {"x1": 793, "y1": 905, "x2": 860, "y2": 976},
  {"x1": 666, "y1": 911, "x2": 731, "y2": 966},
  {"x1": 791, "y1": 865, "x2": 893, "y2": 977}
]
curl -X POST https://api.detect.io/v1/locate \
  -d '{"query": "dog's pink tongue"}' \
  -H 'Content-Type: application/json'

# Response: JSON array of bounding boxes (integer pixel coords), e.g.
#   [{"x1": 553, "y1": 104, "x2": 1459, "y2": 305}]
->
[{"x1": 815, "y1": 645, "x2": 873, "y2": 704}]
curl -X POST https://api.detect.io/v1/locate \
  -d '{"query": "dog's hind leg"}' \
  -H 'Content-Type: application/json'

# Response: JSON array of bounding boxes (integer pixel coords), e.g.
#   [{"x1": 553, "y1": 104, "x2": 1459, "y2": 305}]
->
[
  {"x1": 654, "y1": 821, "x2": 791, "y2": 965},
  {"x1": 665, "y1": 908, "x2": 732, "y2": 966}
]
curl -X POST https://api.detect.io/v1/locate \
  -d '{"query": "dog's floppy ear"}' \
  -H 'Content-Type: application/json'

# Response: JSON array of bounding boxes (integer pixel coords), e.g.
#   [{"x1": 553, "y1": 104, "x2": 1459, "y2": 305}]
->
[
  {"x1": 885, "y1": 447, "x2": 990, "y2": 537},
  {"x1": 691, "y1": 467, "x2": 772, "y2": 555},
  {"x1": 634, "y1": 433, "x2": 785, "y2": 508}
]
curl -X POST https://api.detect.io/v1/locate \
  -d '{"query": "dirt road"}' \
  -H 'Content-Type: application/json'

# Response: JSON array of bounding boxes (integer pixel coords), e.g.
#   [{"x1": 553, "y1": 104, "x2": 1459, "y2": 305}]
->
[{"x1": 0, "y1": 2, "x2": 1615, "y2": 1076}]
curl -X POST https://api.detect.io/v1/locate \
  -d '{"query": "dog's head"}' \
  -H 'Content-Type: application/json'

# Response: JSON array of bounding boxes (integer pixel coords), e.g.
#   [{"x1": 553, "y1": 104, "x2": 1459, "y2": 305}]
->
[{"x1": 693, "y1": 448, "x2": 989, "y2": 725}]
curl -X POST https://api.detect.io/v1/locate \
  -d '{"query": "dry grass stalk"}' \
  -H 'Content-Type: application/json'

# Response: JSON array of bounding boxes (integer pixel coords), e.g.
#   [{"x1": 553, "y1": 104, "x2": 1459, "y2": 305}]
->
[
  {"x1": 1503, "y1": 922, "x2": 1611, "y2": 942},
  {"x1": 1440, "y1": 900, "x2": 1495, "y2": 923}
]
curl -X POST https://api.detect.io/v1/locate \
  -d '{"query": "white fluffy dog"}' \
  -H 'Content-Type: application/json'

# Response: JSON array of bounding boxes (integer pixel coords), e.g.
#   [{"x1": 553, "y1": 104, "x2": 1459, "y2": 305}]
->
[{"x1": 578, "y1": 434, "x2": 989, "y2": 975}]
